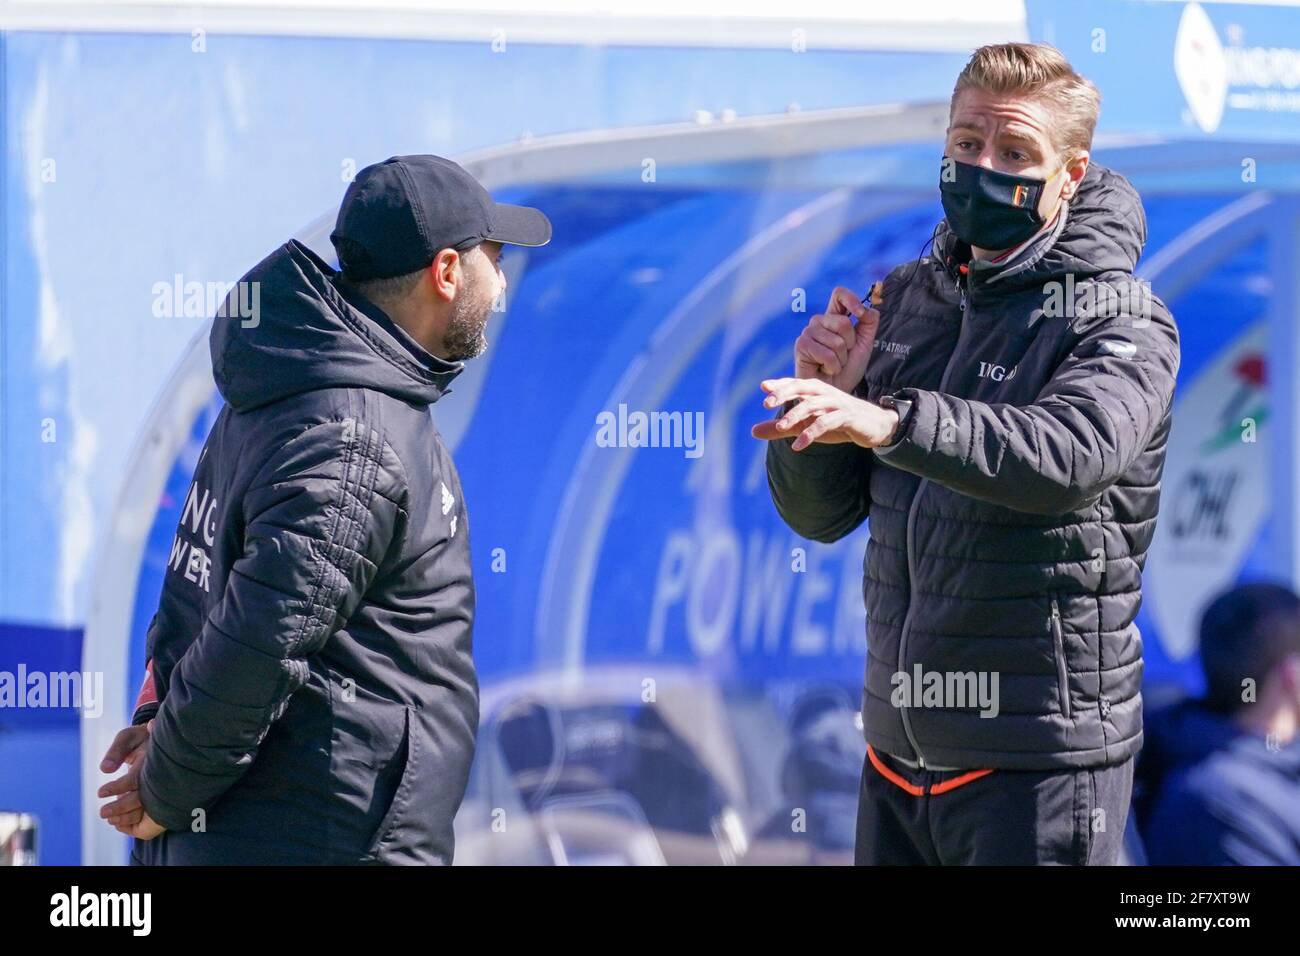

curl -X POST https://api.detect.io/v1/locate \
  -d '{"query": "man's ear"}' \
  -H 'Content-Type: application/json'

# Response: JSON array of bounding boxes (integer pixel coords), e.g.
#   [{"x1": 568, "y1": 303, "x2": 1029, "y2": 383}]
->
[
  {"x1": 430, "y1": 248, "x2": 461, "y2": 303},
  {"x1": 1062, "y1": 151, "x2": 1089, "y2": 200}
]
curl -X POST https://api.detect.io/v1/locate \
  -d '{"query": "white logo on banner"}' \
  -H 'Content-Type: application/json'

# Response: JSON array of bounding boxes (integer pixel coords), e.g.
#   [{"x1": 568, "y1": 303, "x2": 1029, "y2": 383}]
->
[
  {"x1": 1175, "y1": 2, "x2": 1300, "y2": 134},
  {"x1": 1175, "y1": 3, "x2": 1229, "y2": 133}
]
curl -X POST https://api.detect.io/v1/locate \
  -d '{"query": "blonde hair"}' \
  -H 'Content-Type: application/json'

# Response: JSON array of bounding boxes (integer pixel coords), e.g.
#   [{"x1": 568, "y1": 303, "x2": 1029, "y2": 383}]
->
[{"x1": 951, "y1": 43, "x2": 1101, "y2": 163}]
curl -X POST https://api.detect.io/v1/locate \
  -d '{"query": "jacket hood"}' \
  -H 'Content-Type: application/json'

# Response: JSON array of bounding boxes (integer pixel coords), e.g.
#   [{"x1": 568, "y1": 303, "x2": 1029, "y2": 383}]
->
[
  {"x1": 938, "y1": 161, "x2": 1149, "y2": 293},
  {"x1": 211, "y1": 239, "x2": 464, "y2": 412}
]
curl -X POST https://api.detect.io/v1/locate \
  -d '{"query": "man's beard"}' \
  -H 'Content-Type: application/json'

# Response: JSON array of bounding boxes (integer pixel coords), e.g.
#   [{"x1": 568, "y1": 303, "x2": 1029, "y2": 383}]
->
[{"x1": 442, "y1": 279, "x2": 495, "y2": 362}]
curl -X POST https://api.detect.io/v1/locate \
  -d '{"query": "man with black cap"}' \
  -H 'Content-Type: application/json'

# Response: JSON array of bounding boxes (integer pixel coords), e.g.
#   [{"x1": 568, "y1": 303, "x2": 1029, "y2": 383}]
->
[{"x1": 96, "y1": 155, "x2": 550, "y2": 864}]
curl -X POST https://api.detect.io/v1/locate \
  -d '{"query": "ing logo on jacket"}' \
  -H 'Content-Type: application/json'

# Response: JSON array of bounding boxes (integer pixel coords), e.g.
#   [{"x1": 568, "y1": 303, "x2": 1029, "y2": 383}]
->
[{"x1": 168, "y1": 478, "x2": 218, "y2": 593}]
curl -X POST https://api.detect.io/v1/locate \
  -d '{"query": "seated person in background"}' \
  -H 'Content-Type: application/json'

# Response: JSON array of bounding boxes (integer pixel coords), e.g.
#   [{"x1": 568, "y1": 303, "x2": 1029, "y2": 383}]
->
[{"x1": 1136, "y1": 581, "x2": 1300, "y2": 865}]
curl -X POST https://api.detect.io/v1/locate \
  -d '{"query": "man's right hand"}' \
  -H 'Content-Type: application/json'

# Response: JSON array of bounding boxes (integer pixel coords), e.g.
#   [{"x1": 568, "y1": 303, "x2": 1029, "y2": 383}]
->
[
  {"x1": 793, "y1": 286, "x2": 880, "y2": 392},
  {"x1": 98, "y1": 720, "x2": 153, "y2": 833}
]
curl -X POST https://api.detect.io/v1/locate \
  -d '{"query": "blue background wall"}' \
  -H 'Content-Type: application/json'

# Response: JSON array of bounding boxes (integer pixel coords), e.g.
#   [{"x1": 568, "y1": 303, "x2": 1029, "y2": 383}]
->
[{"x1": 4, "y1": 1, "x2": 1299, "y2": 863}]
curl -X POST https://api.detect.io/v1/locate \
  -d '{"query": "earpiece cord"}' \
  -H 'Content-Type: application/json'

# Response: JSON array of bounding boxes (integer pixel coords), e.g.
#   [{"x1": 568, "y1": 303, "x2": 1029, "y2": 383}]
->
[{"x1": 894, "y1": 219, "x2": 945, "y2": 294}]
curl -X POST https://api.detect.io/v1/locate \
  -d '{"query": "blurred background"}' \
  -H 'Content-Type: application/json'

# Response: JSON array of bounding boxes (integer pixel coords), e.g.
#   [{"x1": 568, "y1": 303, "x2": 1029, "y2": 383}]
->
[{"x1": 2, "y1": 0, "x2": 1300, "y2": 865}]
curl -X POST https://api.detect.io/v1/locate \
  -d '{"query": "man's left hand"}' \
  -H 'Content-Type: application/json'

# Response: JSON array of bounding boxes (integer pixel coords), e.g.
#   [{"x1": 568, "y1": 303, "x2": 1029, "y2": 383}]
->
[
  {"x1": 752, "y1": 377, "x2": 900, "y2": 451},
  {"x1": 127, "y1": 812, "x2": 165, "y2": 841}
]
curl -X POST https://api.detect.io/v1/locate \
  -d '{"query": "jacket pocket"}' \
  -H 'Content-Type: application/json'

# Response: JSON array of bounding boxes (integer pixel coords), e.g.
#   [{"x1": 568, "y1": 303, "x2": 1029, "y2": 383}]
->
[
  {"x1": 1049, "y1": 595, "x2": 1072, "y2": 719},
  {"x1": 366, "y1": 705, "x2": 419, "y2": 859}
]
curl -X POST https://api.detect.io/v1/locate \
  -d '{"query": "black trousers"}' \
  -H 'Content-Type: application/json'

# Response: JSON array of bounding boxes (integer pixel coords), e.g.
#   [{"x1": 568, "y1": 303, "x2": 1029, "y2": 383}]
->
[{"x1": 855, "y1": 747, "x2": 1135, "y2": 865}]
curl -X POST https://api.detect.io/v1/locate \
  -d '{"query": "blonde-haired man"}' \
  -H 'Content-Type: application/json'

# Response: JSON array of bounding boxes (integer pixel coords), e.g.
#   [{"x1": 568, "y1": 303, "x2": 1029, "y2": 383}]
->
[{"x1": 757, "y1": 43, "x2": 1179, "y2": 865}]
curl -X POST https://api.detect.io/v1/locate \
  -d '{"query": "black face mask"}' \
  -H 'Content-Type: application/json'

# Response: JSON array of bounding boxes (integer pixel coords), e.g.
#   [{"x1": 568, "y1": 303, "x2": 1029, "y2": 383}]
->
[{"x1": 939, "y1": 157, "x2": 1058, "y2": 251}]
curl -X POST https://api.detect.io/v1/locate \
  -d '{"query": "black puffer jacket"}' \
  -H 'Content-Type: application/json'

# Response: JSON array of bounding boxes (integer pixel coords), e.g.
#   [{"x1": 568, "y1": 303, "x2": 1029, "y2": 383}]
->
[
  {"x1": 133, "y1": 239, "x2": 478, "y2": 864},
  {"x1": 767, "y1": 163, "x2": 1180, "y2": 771}
]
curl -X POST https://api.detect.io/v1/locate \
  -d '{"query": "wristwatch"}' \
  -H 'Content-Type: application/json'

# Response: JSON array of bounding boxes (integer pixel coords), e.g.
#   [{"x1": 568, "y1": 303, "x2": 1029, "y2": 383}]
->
[{"x1": 878, "y1": 391, "x2": 915, "y2": 447}]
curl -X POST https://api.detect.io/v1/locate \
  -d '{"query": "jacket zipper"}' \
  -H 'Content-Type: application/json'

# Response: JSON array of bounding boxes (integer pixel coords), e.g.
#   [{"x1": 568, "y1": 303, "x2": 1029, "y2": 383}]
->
[
  {"x1": 1050, "y1": 595, "x2": 1071, "y2": 719},
  {"x1": 894, "y1": 269, "x2": 967, "y2": 769}
]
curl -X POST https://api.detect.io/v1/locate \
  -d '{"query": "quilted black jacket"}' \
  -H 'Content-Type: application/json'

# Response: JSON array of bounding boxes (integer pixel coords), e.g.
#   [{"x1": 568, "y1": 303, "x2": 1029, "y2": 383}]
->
[{"x1": 767, "y1": 163, "x2": 1181, "y2": 771}]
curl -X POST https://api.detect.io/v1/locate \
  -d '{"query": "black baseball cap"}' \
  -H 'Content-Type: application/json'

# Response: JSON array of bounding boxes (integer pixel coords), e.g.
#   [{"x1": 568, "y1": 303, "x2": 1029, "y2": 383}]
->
[{"x1": 330, "y1": 154, "x2": 552, "y2": 281}]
